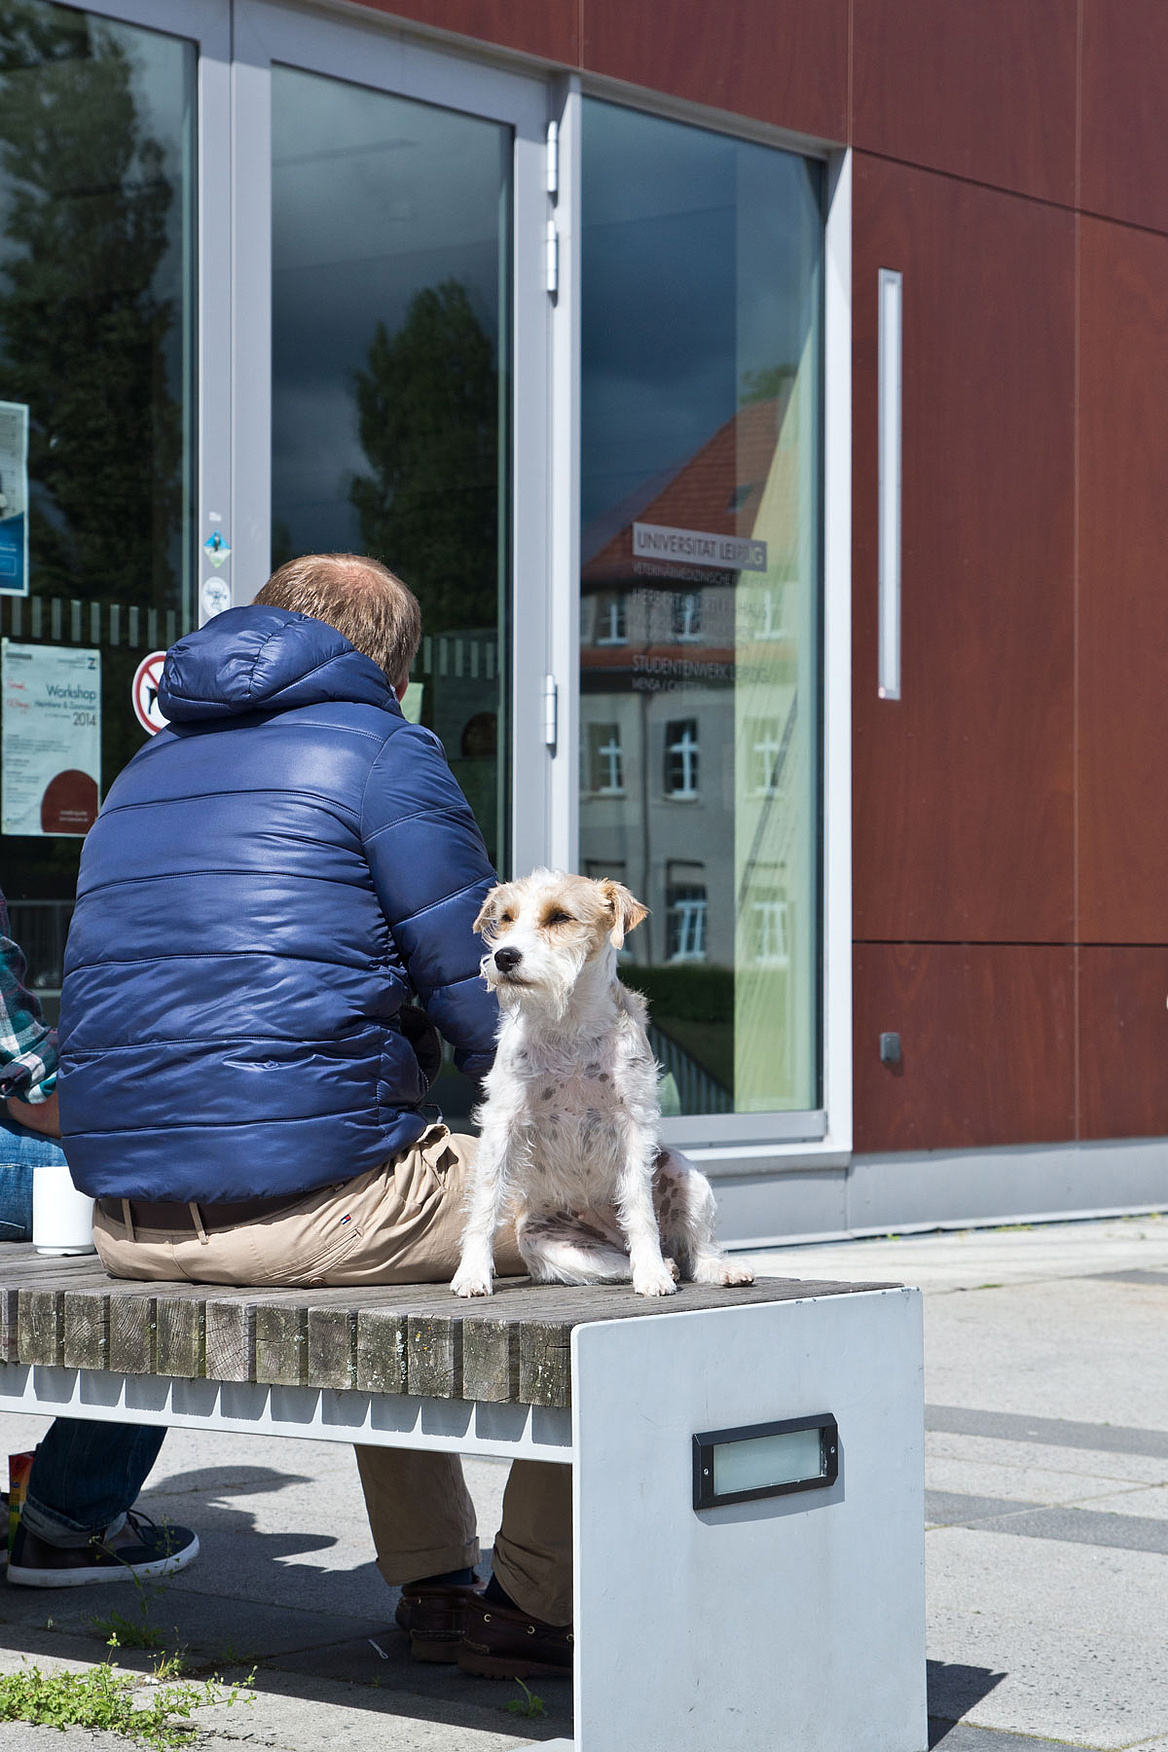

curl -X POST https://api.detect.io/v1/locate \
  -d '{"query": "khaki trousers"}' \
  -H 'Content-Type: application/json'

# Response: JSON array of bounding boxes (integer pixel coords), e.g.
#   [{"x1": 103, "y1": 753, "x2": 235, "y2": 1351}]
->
[{"x1": 93, "y1": 1124, "x2": 573, "y2": 1624}]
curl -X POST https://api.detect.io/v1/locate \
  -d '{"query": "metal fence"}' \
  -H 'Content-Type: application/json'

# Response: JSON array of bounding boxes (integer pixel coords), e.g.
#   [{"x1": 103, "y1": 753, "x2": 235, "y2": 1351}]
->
[{"x1": 648, "y1": 1022, "x2": 733, "y2": 1116}]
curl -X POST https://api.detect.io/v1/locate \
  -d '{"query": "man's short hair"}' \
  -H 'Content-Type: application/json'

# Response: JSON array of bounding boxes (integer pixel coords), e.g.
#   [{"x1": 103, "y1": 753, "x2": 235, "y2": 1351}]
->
[{"x1": 254, "y1": 554, "x2": 421, "y2": 688}]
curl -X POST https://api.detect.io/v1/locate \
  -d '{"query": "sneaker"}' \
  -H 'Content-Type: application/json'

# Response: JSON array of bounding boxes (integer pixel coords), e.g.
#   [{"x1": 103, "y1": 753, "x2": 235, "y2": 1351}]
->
[
  {"x1": 395, "y1": 1579, "x2": 483, "y2": 1663},
  {"x1": 457, "y1": 1594, "x2": 573, "y2": 1680},
  {"x1": 7, "y1": 1510, "x2": 199, "y2": 1588}
]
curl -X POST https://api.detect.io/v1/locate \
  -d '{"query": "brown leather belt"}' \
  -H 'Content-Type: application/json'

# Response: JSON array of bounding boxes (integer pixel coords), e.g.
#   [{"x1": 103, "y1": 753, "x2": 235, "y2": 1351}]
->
[{"x1": 98, "y1": 1194, "x2": 301, "y2": 1233}]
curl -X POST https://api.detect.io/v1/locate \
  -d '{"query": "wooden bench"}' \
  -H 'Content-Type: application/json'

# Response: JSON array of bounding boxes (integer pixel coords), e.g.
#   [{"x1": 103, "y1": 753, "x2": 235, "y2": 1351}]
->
[{"x1": 0, "y1": 1248, "x2": 928, "y2": 1752}]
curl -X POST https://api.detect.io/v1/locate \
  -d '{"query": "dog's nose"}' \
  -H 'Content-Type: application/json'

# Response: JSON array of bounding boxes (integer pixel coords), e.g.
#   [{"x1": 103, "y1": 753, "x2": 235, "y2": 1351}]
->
[{"x1": 494, "y1": 946, "x2": 522, "y2": 972}]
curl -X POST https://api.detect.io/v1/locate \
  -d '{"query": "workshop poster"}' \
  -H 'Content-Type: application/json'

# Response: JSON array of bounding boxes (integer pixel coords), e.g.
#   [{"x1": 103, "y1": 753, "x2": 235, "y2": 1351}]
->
[
  {"x1": 0, "y1": 401, "x2": 29, "y2": 596},
  {"x1": 1, "y1": 642, "x2": 101, "y2": 837}
]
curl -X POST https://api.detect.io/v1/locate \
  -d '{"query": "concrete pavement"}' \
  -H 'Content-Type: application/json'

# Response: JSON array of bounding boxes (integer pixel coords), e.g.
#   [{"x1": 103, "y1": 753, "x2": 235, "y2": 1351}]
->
[{"x1": 0, "y1": 1211, "x2": 1165, "y2": 1750}]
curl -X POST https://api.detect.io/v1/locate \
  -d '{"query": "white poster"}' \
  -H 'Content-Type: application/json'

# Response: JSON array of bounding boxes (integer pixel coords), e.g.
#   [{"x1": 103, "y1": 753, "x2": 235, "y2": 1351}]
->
[
  {"x1": 0, "y1": 401, "x2": 29, "y2": 597},
  {"x1": 1, "y1": 641, "x2": 101, "y2": 837}
]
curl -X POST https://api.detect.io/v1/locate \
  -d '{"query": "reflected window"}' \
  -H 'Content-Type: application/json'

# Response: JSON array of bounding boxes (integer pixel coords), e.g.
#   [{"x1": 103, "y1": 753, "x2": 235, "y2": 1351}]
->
[
  {"x1": 751, "y1": 896, "x2": 790, "y2": 967},
  {"x1": 586, "y1": 722, "x2": 625, "y2": 795},
  {"x1": 667, "y1": 865, "x2": 707, "y2": 963},
  {"x1": 664, "y1": 718, "x2": 700, "y2": 799},
  {"x1": 595, "y1": 593, "x2": 627, "y2": 645},
  {"x1": 671, "y1": 591, "x2": 702, "y2": 641},
  {"x1": 746, "y1": 716, "x2": 783, "y2": 796}
]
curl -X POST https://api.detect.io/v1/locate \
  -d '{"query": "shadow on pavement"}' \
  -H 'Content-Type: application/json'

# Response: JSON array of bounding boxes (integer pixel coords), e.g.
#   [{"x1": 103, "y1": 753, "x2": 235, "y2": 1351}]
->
[
  {"x1": 0, "y1": 1612, "x2": 573, "y2": 1744},
  {"x1": 928, "y1": 1661, "x2": 1007, "y2": 1745}
]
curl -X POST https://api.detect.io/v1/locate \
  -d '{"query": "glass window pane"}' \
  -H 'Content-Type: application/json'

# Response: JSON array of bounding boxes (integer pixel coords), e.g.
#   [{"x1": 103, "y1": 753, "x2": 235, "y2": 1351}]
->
[
  {"x1": 0, "y1": 5, "x2": 196, "y2": 1003},
  {"x1": 580, "y1": 99, "x2": 824, "y2": 1115},
  {"x1": 270, "y1": 67, "x2": 512, "y2": 873}
]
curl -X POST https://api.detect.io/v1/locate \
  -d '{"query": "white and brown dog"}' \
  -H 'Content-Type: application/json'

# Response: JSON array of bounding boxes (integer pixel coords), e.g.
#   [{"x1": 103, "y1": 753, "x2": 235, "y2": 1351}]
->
[{"x1": 451, "y1": 869, "x2": 753, "y2": 1299}]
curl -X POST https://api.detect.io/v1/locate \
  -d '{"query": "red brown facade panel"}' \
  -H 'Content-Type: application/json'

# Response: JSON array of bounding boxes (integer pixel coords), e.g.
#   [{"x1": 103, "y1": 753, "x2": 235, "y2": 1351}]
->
[
  {"x1": 1078, "y1": 948, "x2": 1168, "y2": 1140},
  {"x1": 852, "y1": 155, "x2": 1075, "y2": 945},
  {"x1": 344, "y1": 0, "x2": 577, "y2": 66},
  {"x1": 1078, "y1": 218, "x2": 1168, "y2": 944},
  {"x1": 853, "y1": 945, "x2": 1075, "y2": 1153},
  {"x1": 852, "y1": 0, "x2": 1076, "y2": 206},
  {"x1": 1081, "y1": 0, "x2": 1168, "y2": 234},
  {"x1": 581, "y1": 0, "x2": 848, "y2": 142}
]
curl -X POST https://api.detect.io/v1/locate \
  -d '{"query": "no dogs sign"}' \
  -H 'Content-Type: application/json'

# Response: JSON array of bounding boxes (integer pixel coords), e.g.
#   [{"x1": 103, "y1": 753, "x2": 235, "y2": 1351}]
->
[{"x1": 132, "y1": 652, "x2": 169, "y2": 736}]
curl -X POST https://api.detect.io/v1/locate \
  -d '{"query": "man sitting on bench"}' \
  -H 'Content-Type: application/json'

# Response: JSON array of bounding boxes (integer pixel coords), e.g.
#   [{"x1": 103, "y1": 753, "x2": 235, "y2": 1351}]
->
[
  {"x1": 1, "y1": 888, "x2": 198, "y2": 1589},
  {"x1": 56, "y1": 555, "x2": 571, "y2": 1680}
]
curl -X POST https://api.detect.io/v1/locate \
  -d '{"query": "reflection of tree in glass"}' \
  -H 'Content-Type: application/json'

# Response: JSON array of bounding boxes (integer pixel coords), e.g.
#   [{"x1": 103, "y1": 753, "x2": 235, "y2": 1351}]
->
[
  {"x1": 0, "y1": 2, "x2": 182, "y2": 606},
  {"x1": 350, "y1": 281, "x2": 498, "y2": 633}
]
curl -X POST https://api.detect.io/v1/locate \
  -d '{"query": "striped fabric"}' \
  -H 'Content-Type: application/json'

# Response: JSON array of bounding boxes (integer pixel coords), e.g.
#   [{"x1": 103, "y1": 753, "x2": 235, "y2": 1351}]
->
[{"x1": 0, "y1": 889, "x2": 57, "y2": 1102}]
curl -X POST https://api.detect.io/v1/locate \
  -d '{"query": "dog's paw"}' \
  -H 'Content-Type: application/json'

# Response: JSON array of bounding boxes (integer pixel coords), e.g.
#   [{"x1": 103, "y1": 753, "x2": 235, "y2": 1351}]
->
[
  {"x1": 692, "y1": 1258, "x2": 755, "y2": 1287},
  {"x1": 633, "y1": 1266, "x2": 679, "y2": 1298},
  {"x1": 451, "y1": 1271, "x2": 493, "y2": 1298}
]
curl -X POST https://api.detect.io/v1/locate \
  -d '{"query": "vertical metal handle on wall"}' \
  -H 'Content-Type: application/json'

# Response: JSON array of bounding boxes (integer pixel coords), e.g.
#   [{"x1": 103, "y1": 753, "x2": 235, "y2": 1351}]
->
[{"x1": 877, "y1": 268, "x2": 902, "y2": 700}]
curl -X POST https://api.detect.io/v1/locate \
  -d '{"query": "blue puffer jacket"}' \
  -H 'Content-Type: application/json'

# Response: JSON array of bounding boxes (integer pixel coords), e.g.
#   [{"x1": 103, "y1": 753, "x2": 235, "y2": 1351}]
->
[{"x1": 57, "y1": 606, "x2": 499, "y2": 1203}]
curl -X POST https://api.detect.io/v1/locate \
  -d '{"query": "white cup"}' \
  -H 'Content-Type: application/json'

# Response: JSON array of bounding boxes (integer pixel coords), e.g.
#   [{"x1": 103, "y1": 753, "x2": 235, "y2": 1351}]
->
[{"x1": 32, "y1": 1161, "x2": 96, "y2": 1256}]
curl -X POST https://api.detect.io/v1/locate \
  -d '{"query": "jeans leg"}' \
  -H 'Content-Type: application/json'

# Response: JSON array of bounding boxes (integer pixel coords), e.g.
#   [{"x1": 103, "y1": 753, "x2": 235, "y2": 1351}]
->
[
  {"x1": 20, "y1": 1421, "x2": 167, "y2": 1548},
  {"x1": 0, "y1": 1117, "x2": 66, "y2": 1243}
]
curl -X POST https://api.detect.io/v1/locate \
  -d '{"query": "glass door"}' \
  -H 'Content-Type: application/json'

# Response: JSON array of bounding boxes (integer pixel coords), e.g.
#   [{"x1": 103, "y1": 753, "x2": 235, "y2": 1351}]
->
[
  {"x1": 0, "y1": 0, "x2": 227, "y2": 1011},
  {"x1": 234, "y1": 1, "x2": 553, "y2": 881}
]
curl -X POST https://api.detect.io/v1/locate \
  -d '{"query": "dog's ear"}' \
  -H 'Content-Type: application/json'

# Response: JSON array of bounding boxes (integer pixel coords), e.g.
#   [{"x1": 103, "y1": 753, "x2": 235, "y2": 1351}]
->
[
  {"x1": 473, "y1": 888, "x2": 504, "y2": 937},
  {"x1": 600, "y1": 880, "x2": 649, "y2": 948}
]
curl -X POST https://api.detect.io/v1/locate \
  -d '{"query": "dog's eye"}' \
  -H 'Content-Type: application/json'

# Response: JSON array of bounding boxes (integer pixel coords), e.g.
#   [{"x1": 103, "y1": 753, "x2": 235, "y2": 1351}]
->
[
  {"x1": 498, "y1": 911, "x2": 513, "y2": 926},
  {"x1": 544, "y1": 909, "x2": 572, "y2": 927}
]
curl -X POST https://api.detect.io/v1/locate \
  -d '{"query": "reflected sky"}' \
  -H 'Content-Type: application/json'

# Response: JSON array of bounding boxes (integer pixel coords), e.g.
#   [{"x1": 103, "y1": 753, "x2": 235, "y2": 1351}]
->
[
  {"x1": 271, "y1": 65, "x2": 508, "y2": 558},
  {"x1": 581, "y1": 100, "x2": 822, "y2": 534}
]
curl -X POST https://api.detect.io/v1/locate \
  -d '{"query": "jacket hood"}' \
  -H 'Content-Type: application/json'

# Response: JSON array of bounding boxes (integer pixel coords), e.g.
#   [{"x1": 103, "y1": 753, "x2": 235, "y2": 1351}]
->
[{"x1": 159, "y1": 606, "x2": 399, "y2": 722}]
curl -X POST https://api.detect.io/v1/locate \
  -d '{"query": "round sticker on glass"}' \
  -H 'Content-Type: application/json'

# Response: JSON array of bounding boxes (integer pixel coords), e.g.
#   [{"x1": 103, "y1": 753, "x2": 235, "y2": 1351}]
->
[{"x1": 132, "y1": 651, "x2": 169, "y2": 736}]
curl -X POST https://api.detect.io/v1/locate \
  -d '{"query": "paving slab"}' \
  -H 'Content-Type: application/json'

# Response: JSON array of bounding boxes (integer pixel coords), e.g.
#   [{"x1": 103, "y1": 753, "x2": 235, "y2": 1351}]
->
[
  {"x1": 926, "y1": 1427, "x2": 1168, "y2": 1487},
  {"x1": 926, "y1": 1454, "x2": 1151, "y2": 1506},
  {"x1": 927, "y1": 1528, "x2": 1168, "y2": 1747}
]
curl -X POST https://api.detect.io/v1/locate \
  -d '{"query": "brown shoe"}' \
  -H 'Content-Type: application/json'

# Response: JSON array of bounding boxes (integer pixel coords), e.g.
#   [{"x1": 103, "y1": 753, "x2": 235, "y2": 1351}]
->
[
  {"x1": 456, "y1": 1595, "x2": 573, "y2": 1680},
  {"x1": 394, "y1": 1580, "x2": 482, "y2": 1663}
]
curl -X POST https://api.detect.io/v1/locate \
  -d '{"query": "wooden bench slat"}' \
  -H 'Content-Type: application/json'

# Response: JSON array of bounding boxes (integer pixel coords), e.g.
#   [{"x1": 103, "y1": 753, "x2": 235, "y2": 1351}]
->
[
  {"x1": 18, "y1": 1287, "x2": 65, "y2": 1366},
  {"x1": 255, "y1": 1306, "x2": 307, "y2": 1387},
  {"x1": 461, "y1": 1316, "x2": 517, "y2": 1403},
  {"x1": 355, "y1": 1308, "x2": 407, "y2": 1394},
  {"x1": 109, "y1": 1294, "x2": 156, "y2": 1374},
  {"x1": 407, "y1": 1315, "x2": 462, "y2": 1399},
  {"x1": 156, "y1": 1299, "x2": 204, "y2": 1380},
  {"x1": 62, "y1": 1290, "x2": 110, "y2": 1370},
  {"x1": 205, "y1": 1299, "x2": 256, "y2": 1383},
  {"x1": 307, "y1": 1306, "x2": 355, "y2": 1390},
  {"x1": 518, "y1": 1319, "x2": 572, "y2": 1410}
]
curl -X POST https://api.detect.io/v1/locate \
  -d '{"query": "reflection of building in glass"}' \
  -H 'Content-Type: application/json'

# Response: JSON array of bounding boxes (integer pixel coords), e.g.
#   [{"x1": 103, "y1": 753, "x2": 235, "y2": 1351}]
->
[{"x1": 579, "y1": 384, "x2": 815, "y2": 1112}]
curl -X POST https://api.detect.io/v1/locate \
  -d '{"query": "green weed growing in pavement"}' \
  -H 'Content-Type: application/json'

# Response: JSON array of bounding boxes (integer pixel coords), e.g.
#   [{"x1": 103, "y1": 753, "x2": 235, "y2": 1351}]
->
[
  {"x1": 90, "y1": 1519, "x2": 182, "y2": 1654},
  {"x1": 101, "y1": 1614, "x2": 167, "y2": 1652},
  {"x1": 504, "y1": 1678, "x2": 547, "y2": 1718},
  {"x1": 0, "y1": 1658, "x2": 251, "y2": 1748},
  {"x1": 149, "y1": 1653, "x2": 189, "y2": 1682}
]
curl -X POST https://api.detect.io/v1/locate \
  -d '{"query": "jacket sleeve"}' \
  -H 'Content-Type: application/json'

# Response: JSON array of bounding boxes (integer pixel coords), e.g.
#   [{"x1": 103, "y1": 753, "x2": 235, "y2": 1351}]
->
[{"x1": 359, "y1": 721, "x2": 500, "y2": 1081}]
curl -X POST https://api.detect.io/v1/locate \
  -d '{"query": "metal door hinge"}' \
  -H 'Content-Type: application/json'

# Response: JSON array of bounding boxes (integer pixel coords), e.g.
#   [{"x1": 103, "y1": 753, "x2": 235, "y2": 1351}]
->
[
  {"x1": 545, "y1": 219, "x2": 559, "y2": 296},
  {"x1": 543, "y1": 674, "x2": 558, "y2": 748},
  {"x1": 546, "y1": 119, "x2": 559, "y2": 197}
]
